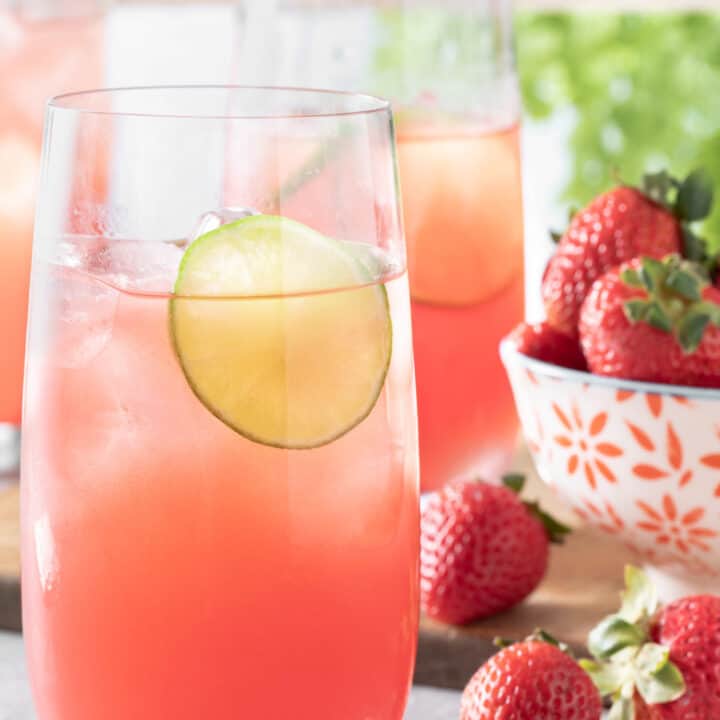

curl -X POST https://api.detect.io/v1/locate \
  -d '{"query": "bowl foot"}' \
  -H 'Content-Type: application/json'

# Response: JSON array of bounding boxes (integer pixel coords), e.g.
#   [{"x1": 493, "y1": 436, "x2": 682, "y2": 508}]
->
[{"x1": 644, "y1": 565, "x2": 720, "y2": 602}]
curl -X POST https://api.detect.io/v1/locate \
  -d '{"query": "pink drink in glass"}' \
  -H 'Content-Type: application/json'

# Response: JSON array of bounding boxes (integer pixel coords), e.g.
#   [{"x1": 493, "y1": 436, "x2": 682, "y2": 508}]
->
[
  {"x1": 398, "y1": 121, "x2": 524, "y2": 492},
  {"x1": 22, "y1": 86, "x2": 419, "y2": 720}
]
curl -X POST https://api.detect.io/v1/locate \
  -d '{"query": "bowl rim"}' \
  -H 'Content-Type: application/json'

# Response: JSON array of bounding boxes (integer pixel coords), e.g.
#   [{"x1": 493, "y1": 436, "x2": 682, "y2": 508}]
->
[{"x1": 499, "y1": 338, "x2": 720, "y2": 401}]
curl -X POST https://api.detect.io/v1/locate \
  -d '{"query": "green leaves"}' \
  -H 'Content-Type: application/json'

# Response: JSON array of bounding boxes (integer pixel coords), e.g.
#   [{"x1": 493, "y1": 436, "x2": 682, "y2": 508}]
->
[
  {"x1": 635, "y1": 644, "x2": 686, "y2": 705},
  {"x1": 643, "y1": 170, "x2": 676, "y2": 208},
  {"x1": 502, "y1": 473, "x2": 526, "y2": 494},
  {"x1": 620, "y1": 268, "x2": 644, "y2": 288},
  {"x1": 501, "y1": 473, "x2": 572, "y2": 544},
  {"x1": 607, "y1": 693, "x2": 635, "y2": 720},
  {"x1": 621, "y1": 255, "x2": 720, "y2": 351},
  {"x1": 589, "y1": 615, "x2": 646, "y2": 660},
  {"x1": 619, "y1": 565, "x2": 659, "y2": 624},
  {"x1": 582, "y1": 566, "x2": 686, "y2": 719},
  {"x1": 678, "y1": 312, "x2": 711, "y2": 353},
  {"x1": 639, "y1": 168, "x2": 713, "y2": 225},
  {"x1": 676, "y1": 169, "x2": 714, "y2": 222},
  {"x1": 645, "y1": 304, "x2": 673, "y2": 333},
  {"x1": 523, "y1": 500, "x2": 572, "y2": 545},
  {"x1": 682, "y1": 227, "x2": 710, "y2": 265},
  {"x1": 580, "y1": 658, "x2": 628, "y2": 695},
  {"x1": 665, "y1": 267, "x2": 702, "y2": 301},
  {"x1": 639, "y1": 257, "x2": 666, "y2": 292},
  {"x1": 623, "y1": 300, "x2": 672, "y2": 332}
]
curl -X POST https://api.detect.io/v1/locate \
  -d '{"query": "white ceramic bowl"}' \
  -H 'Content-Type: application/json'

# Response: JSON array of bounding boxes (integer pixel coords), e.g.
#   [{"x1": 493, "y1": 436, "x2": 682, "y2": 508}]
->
[{"x1": 501, "y1": 339, "x2": 720, "y2": 600}]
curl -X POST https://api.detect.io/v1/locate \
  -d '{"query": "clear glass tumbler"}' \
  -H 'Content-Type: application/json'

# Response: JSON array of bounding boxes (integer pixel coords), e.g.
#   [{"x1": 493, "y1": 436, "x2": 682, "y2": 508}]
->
[
  {"x1": 0, "y1": 0, "x2": 104, "y2": 471},
  {"x1": 234, "y1": 0, "x2": 524, "y2": 491},
  {"x1": 22, "y1": 86, "x2": 419, "y2": 720}
]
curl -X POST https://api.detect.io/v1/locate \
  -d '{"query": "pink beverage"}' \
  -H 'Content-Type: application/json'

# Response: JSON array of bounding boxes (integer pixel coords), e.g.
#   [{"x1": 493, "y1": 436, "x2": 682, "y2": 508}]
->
[
  {"x1": 0, "y1": 6, "x2": 102, "y2": 425},
  {"x1": 398, "y1": 122, "x2": 524, "y2": 492},
  {"x1": 22, "y1": 243, "x2": 418, "y2": 720},
  {"x1": 22, "y1": 87, "x2": 419, "y2": 720}
]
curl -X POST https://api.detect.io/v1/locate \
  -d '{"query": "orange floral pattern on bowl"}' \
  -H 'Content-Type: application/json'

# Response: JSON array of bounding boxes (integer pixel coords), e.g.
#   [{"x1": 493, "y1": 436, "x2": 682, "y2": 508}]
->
[{"x1": 502, "y1": 342, "x2": 720, "y2": 582}]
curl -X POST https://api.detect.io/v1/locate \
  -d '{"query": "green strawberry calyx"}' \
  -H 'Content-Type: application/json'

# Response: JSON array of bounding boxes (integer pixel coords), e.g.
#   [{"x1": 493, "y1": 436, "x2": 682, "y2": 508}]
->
[
  {"x1": 501, "y1": 474, "x2": 572, "y2": 545},
  {"x1": 494, "y1": 628, "x2": 573, "y2": 655},
  {"x1": 641, "y1": 168, "x2": 715, "y2": 269},
  {"x1": 579, "y1": 566, "x2": 686, "y2": 720},
  {"x1": 621, "y1": 254, "x2": 720, "y2": 353}
]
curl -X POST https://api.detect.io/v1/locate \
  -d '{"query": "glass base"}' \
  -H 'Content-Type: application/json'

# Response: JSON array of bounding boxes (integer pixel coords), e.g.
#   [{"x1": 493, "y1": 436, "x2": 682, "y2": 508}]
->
[{"x1": 0, "y1": 424, "x2": 20, "y2": 483}]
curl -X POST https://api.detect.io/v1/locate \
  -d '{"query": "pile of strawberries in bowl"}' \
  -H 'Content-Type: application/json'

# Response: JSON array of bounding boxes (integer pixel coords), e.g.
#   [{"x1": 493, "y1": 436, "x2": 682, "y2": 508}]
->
[
  {"x1": 501, "y1": 169, "x2": 720, "y2": 601},
  {"x1": 512, "y1": 169, "x2": 719, "y2": 387}
]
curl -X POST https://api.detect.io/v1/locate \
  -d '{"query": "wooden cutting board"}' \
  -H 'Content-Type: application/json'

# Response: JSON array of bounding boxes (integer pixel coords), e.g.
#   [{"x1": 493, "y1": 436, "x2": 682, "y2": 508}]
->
[
  {"x1": 414, "y1": 524, "x2": 631, "y2": 689},
  {"x1": 0, "y1": 458, "x2": 634, "y2": 690}
]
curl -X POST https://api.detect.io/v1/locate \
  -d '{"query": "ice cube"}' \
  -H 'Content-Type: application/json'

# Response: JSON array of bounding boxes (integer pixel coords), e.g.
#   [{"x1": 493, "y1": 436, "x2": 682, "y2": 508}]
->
[
  {"x1": 190, "y1": 207, "x2": 260, "y2": 241},
  {"x1": 100, "y1": 240, "x2": 185, "y2": 293},
  {"x1": 55, "y1": 271, "x2": 119, "y2": 369}
]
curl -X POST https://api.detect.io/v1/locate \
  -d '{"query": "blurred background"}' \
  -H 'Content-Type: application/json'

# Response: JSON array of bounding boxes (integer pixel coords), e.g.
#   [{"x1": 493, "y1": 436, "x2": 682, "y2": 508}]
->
[
  {"x1": 6, "y1": 0, "x2": 719, "y2": 314},
  {"x1": 85, "y1": 0, "x2": 720, "y2": 311},
  {"x1": 3, "y1": 0, "x2": 720, "y2": 714}
]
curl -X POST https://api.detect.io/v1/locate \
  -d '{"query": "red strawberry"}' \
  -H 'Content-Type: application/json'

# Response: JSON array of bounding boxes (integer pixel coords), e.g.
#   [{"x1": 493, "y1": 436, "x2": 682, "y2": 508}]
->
[
  {"x1": 583, "y1": 567, "x2": 720, "y2": 720},
  {"x1": 508, "y1": 321, "x2": 587, "y2": 371},
  {"x1": 461, "y1": 636, "x2": 603, "y2": 720},
  {"x1": 421, "y1": 475, "x2": 569, "y2": 624},
  {"x1": 543, "y1": 170, "x2": 713, "y2": 337},
  {"x1": 638, "y1": 595, "x2": 720, "y2": 719},
  {"x1": 579, "y1": 255, "x2": 720, "y2": 387}
]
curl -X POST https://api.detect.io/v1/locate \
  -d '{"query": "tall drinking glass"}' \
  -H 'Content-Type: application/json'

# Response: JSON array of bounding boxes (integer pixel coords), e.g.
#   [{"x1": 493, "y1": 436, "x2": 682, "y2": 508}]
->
[
  {"x1": 22, "y1": 86, "x2": 419, "y2": 720},
  {"x1": 235, "y1": 0, "x2": 524, "y2": 491}
]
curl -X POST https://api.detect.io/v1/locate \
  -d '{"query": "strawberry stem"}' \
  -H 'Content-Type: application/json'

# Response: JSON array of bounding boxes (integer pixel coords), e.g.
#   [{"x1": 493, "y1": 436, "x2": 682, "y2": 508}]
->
[
  {"x1": 640, "y1": 168, "x2": 715, "y2": 271},
  {"x1": 501, "y1": 473, "x2": 526, "y2": 494},
  {"x1": 582, "y1": 567, "x2": 686, "y2": 719},
  {"x1": 502, "y1": 474, "x2": 572, "y2": 544},
  {"x1": 523, "y1": 501, "x2": 572, "y2": 545}
]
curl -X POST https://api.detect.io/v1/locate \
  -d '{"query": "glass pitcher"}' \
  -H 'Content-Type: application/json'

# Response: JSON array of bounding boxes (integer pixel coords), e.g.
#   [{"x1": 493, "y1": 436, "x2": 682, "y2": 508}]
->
[
  {"x1": 234, "y1": 0, "x2": 524, "y2": 491},
  {"x1": 0, "y1": 0, "x2": 105, "y2": 473}
]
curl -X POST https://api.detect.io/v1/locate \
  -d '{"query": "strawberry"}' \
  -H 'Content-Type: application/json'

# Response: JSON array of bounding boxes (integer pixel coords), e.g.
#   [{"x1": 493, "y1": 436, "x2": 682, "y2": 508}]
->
[
  {"x1": 582, "y1": 567, "x2": 720, "y2": 720},
  {"x1": 642, "y1": 595, "x2": 720, "y2": 719},
  {"x1": 461, "y1": 634, "x2": 603, "y2": 720},
  {"x1": 508, "y1": 321, "x2": 587, "y2": 371},
  {"x1": 579, "y1": 255, "x2": 720, "y2": 387},
  {"x1": 420, "y1": 475, "x2": 570, "y2": 625},
  {"x1": 542, "y1": 169, "x2": 713, "y2": 337}
]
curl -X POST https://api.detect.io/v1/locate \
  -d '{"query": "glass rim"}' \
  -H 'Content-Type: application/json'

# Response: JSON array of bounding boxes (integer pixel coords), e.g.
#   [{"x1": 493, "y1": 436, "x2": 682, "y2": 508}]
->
[{"x1": 47, "y1": 84, "x2": 392, "y2": 121}]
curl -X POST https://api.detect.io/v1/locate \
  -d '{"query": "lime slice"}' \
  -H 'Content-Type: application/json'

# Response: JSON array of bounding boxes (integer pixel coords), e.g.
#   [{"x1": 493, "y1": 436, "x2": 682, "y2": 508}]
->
[{"x1": 170, "y1": 215, "x2": 392, "y2": 449}]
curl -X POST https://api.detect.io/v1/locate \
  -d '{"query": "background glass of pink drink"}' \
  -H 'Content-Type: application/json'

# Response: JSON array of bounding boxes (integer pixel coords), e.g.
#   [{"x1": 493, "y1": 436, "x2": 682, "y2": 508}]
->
[
  {"x1": 0, "y1": 1, "x2": 102, "y2": 458},
  {"x1": 22, "y1": 87, "x2": 419, "y2": 720},
  {"x1": 399, "y1": 117, "x2": 524, "y2": 492},
  {"x1": 233, "y1": 1, "x2": 525, "y2": 492}
]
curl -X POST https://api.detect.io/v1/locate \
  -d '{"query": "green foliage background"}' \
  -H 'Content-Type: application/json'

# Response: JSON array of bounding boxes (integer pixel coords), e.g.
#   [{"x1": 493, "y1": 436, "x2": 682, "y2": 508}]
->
[{"x1": 516, "y1": 12, "x2": 720, "y2": 248}]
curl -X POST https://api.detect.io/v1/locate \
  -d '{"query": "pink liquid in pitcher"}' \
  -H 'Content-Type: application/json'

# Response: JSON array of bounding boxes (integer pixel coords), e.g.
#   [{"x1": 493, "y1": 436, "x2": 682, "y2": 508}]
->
[{"x1": 398, "y1": 122, "x2": 524, "y2": 491}]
